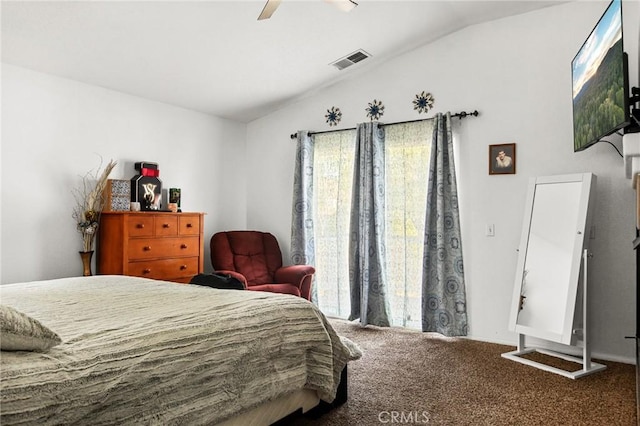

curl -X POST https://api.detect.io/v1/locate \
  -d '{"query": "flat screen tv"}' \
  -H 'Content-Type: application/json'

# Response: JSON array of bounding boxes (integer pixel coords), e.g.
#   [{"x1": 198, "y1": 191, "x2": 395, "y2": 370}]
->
[{"x1": 572, "y1": 0, "x2": 630, "y2": 152}]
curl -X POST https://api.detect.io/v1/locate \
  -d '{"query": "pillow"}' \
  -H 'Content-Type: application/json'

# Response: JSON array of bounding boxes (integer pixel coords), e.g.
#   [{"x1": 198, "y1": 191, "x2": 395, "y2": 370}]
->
[{"x1": 0, "y1": 305, "x2": 62, "y2": 352}]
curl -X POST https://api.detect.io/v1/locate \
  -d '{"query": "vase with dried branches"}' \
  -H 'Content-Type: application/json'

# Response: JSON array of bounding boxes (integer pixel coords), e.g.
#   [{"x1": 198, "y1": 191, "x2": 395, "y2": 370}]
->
[{"x1": 72, "y1": 158, "x2": 116, "y2": 276}]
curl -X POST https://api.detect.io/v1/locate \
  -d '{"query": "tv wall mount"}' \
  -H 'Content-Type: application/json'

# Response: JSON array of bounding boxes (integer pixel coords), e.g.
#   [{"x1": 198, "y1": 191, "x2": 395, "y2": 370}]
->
[{"x1": 629, "y1": 86, "x2": 640, "y2": 134}]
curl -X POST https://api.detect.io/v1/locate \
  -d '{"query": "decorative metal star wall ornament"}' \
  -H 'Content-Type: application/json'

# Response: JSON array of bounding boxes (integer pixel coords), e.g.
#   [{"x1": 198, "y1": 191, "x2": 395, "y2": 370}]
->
[
  {"x1": 413, "y1": 91, "x2": 435, "y2": 114},
  {"x1": 325, "y1": 106, "x2": 342, "y2": 127},
  {"x1": 366, "y1": 99, "x2": 385, "y2": 121}
]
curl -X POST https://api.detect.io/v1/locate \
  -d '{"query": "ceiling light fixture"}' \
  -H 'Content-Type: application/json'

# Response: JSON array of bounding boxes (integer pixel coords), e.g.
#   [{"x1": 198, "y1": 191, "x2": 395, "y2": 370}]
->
[{"x1": 258, "y1": 0, "x2": 357, "y2": 21}]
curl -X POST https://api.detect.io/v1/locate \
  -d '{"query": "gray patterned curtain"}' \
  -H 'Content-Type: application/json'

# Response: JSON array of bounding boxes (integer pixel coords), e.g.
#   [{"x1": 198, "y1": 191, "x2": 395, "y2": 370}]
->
[
  {"x1": 290, "y1": 131, "x2": 317, "y2": 303},
  {"x1": 349, "y1": 122, "x2": 390, "y2": 327},
  {"x1": 422, "y1": 113, "x2": 468, "y2": 336}
]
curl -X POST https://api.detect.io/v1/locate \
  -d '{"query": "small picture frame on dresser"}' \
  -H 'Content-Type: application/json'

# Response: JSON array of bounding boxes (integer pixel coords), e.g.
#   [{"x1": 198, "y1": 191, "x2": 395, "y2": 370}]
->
[
  {"x1": 103, "y1": 179, "x2": 131, "y2": 211},
  {"x1": 169, "y1": 188, "x2": 181, "y2": 212}
]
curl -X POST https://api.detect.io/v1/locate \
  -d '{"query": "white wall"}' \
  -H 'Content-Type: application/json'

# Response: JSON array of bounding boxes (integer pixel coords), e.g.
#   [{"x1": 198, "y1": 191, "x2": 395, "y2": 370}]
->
[
  {"x1": 1, "y1": 64, "x2": 247, "y2": 284},
  {"x1": 246, "y1": 1, "x2": 639, "y2": 362}
]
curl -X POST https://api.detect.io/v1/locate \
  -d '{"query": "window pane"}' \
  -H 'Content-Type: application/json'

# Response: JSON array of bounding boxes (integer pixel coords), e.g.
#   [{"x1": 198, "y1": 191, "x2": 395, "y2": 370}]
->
[
  {"x1": 384, "y1": 120, "x2": 433, "y2": 329},
  {"x1": 313, "y1": 130, "x2": 356, "y2": 318},
  {"x1": 312, "y1": 121, "x2": 433, "y2": 328}
]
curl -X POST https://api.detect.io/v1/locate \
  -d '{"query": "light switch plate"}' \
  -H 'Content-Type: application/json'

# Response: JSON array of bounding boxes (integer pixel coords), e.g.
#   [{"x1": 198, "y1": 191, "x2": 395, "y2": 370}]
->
[{"x1": 485, "y1": 224, "x2": 495, "y2": 237}]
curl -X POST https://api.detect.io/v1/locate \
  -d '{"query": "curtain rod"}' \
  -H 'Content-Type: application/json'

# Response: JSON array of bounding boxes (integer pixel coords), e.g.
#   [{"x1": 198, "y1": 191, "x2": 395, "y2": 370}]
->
[{"x1": 290, "y1": 110, "x2": 479, "y2": 139}]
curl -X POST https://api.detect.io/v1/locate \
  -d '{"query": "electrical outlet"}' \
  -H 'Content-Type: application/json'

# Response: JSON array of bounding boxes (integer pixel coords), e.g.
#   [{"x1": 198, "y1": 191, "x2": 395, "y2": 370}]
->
[{"x1": 485, "y1": 224, "x2": 495, "y2": 237}]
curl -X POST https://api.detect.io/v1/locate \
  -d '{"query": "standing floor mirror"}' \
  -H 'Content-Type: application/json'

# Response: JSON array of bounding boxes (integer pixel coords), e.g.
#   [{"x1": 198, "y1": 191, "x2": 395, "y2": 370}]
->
[{"x1": 501, "y1": 173, "x2": 606, "y2": 379}]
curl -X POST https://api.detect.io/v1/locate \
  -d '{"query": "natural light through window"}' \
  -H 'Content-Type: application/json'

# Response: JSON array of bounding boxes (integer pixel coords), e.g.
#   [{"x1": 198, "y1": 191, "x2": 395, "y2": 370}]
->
[
  {"x1": 313, "y1": 129, "x2": 356, "y2": 319},
  {"x1": 384, "y1": 120, "x2": 432, "y2": 329},
  {"x1": 313, "y1": 121, "x2": 433, "y2": 329}
]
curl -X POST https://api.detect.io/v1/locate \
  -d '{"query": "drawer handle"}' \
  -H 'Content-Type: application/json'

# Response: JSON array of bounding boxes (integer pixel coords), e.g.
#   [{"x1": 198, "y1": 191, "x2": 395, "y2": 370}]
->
[
  {"x1": 136, "y1": 224, "x2": 145, "y2": 229},
  {"x1": 180, "y1": 265, "x2": 188, "y2": 270},
  {"x1": 143, "y1": 246, "x2": 152, "y2": 251},
  {"x1": 163, "y1": 223, "x2": 171, "y2": 228},
  {"x1": 180, "y1": 244, "x2": 188, "y2": 249},
  {"x1": 143, "y1": 268, "x2": 151, "y2": 274},
  {"x1": 186, "y1": 223, "x2": 193, "y2": 228}
]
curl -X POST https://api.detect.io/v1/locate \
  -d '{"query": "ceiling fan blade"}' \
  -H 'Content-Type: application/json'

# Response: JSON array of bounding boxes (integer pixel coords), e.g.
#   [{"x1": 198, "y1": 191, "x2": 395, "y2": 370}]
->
[
  {"x1": 258, "y1": 0, "x2": 282, "y2": 20},
  {"x1": 323, "y1": 0, "x2": 358, "y2": 13}
]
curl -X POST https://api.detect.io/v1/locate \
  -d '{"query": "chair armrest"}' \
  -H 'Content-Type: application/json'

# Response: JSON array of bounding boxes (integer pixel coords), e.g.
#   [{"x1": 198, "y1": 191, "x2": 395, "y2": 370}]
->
[
  {"x1": 275, "y1": 265, "x2": 315, "y2": 288},
  {"x1": 214, "y1": 270, "x2": 248, "y2": 289}
]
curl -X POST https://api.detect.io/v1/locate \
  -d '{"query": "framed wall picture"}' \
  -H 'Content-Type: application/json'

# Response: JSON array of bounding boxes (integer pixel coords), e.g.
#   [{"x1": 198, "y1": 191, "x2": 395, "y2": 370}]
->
[{"x1": 489, "y1": 143, "x2": 516, "y2": 175}]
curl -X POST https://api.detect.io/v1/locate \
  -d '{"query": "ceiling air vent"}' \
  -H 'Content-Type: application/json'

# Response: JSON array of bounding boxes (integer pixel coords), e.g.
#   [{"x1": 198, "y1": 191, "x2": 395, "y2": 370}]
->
[{"x1": 331, "y1": 49, "x2": 371, "y2": 70}]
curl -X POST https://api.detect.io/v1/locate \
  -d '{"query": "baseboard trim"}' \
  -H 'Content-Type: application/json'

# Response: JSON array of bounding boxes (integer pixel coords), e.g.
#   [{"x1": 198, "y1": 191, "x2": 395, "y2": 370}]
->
[
  {"x1": 466, "y1": 334, "x2": 636, "y2": 365},
  {"x1": 326, "y1": 318, "x2": 636, "y2": 365}
]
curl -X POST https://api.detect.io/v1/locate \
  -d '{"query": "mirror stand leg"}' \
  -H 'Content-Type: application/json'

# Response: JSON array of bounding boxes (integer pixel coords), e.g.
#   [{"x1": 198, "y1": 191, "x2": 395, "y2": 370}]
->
[
  {"x1": 582, "y1": 248, "x2": 592, "y2": 373},
  {"x1": 517, "y1": 333, "x2": 525, "y2": 351},
  {"x1": 502, "y1": 249, "x2": 606, "y2": 379}
]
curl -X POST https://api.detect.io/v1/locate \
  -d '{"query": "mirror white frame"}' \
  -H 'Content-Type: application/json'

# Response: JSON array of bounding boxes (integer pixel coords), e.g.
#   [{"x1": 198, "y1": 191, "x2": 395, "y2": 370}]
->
[
  {"x1": 508, "y1": 173, "x2": 594, "y2": 344},
  {"x1": 502, "y1": 173, "x2": 606, "y2": 379}
]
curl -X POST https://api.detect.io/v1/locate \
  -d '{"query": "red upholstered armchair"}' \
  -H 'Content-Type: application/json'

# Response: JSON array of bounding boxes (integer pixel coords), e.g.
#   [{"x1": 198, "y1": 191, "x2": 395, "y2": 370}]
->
[{"x1": 210, "y1": 231, "x2": 315, "y2": 300}]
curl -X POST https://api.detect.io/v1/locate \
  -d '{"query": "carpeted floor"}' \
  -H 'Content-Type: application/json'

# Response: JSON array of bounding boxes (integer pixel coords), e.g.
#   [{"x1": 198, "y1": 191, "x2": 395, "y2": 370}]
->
[{"x1": 282, "y1": 318, "x2": 636, "y2": 425}]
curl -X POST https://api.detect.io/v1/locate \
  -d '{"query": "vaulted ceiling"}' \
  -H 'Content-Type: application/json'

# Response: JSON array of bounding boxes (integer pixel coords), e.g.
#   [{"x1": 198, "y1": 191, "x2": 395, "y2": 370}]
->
[{"x1": 1, "y1": 0, "x2": 564, "y2": 123}]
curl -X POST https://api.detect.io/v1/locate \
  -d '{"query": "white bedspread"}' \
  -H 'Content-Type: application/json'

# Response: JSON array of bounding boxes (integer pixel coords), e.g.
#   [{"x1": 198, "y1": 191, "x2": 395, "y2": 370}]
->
[{"x1": 0, "y1": 275, "x2": 360, "y2": 425}]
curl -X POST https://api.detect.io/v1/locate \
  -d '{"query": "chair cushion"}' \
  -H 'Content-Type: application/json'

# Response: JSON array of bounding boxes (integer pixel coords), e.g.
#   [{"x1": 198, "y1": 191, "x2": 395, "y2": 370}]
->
[{"x1": 248, "y1": 284, "x2": 302, "y2": 297}]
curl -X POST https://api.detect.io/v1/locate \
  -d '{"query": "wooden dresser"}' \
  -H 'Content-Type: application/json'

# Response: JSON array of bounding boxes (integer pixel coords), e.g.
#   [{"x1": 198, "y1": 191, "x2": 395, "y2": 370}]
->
[{"x1": 97, "y1": 212, "x2": 205, "y2": 283}]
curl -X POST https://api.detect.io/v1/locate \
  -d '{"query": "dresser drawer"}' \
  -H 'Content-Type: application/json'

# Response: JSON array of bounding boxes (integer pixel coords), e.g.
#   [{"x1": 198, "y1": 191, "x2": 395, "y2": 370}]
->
[
  {"x1": 179, "y1": 215, "x2": 201, "y2": 235},
  {"x1": 128, "y1": 236, "x2": 200, "y2": 260},
  {"x1": 155, "y1": 216, "x2": 179, "y2": 236},
  {"x1": 127, "y1": 257, "x2": 199, "y2": 280},
  {"x1": 127, "y1": 216, "x2": 155, "y2": 237}
]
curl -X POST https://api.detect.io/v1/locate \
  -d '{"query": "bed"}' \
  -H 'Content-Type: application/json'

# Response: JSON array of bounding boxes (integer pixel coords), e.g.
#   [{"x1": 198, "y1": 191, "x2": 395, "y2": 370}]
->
[{"x1": 0, "y1": 275, "x2": 361, "y2": 425}]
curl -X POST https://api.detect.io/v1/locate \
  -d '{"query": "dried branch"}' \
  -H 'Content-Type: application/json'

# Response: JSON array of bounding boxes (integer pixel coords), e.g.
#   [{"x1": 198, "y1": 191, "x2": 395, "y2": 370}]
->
[{"x1": 72, "y1": 158, "x2": 117, "y2": 252}]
